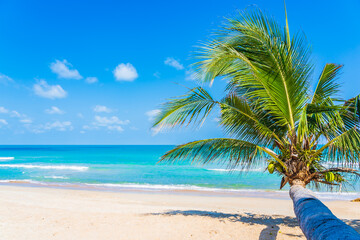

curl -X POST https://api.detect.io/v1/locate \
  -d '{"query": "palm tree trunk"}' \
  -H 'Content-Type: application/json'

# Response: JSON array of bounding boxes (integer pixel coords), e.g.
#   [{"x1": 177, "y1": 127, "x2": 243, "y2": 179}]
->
[{"x1": 289, "y1": 182, "x2": 360, "y2": 240}]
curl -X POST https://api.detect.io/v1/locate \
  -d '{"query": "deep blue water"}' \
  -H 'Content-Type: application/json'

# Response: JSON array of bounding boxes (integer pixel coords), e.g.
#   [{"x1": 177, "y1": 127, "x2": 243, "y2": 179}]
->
[{"x1": 0, "y1": 145, "x2": 358, "y2": 199}]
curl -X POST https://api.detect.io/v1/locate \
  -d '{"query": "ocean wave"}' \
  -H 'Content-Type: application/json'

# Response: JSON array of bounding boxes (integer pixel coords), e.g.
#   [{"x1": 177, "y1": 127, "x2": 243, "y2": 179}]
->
[
  {"x1": 0, "y1": 164, "x2": 88, "y2": 171},
  {"x1": 44, "y1": 175, "x2": 69, "y2": 179},
  {"x1": 84, "y1": 183, "x2": 359, "y2": 200},
  {"x1": 1, "y1": 180, "x2": 260, "y2": 192},
  {"x1": 86, "y1": 183, "x2": 222, "y2": 191},
  {"x1": 0, "y1": 157, "x2": 15, "y2": 161},
  {"x1": 0, "y1": 180, "x2": 357, "y2": 200},
  {"x1": 84, "y1": 183, "x2": 276, "y2": 194},
  {"x1": 311, "y1": 191, "x2": 359, "y2": 200}
]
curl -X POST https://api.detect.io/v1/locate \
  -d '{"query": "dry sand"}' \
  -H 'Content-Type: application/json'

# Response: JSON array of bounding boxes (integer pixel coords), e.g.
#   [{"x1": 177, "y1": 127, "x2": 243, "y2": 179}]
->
[{"x1": 0, "y1": 185, "x2": 358, "y2": 240}]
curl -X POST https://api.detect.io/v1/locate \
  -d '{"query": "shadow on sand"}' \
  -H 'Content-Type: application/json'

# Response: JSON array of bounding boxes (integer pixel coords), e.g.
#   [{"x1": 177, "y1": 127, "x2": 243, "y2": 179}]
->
[
  {"x1": 344, "y1": 219, "x2": 360, "y2": 233},
  {"x1": 151, "y1": 210, "x2": 302, "y2": 239},
  {"x1": 151, "y1": 210, "x2": 360, "y2": 239}
]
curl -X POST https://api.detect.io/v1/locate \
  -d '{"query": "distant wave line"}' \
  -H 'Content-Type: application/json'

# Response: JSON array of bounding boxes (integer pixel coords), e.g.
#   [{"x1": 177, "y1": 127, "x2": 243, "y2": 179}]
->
[
  {"x1": 85, "y1": 183, "x2": 359, "y2": 196},
  {"x1": 44, "y1": 176, "x2": 69, "y2": 179},
  {"x1": 0, "y1": 157, "x2": 15, "y2": 161},
  {"x1": 0, "y1": 164, "x2": 88, "y2": 171},
  {"x1": 0, "y1": 180, "x2": 357, "y2": 200}
]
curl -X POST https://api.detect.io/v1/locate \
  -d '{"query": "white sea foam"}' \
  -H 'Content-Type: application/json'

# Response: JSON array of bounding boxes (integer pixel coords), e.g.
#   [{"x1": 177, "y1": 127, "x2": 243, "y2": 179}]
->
[
  {"x1": 0, "y1": 164, "x2": 88, "y2": 171},
  {"x1": 84, "y1": 183, "x2": 359, "y2": 200},
  {"x1": 85, "y1": 183, "x2": 268, "y2": 194},
  {"x1": 44, "y1": 176, "x2": 69, "y2": 179},
  {"x1": 207, "y1": 168, "x2": 237, "y2": 172},
  {"x1": 85, "y1": 183, "x2": 220, "y2": 191},
  {"x1": 0, "y1": 157, "x2": 14, "y2": 161},
  {"x1": 0, "y1": 180, "x2": 357, "y2": 200},
  {"x1": 312, "y1": 191, "x2": 359, "y2": 200}
]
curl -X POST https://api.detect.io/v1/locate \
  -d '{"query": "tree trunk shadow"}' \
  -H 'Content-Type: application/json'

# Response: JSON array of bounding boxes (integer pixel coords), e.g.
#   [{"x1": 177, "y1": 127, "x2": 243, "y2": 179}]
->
[
  {"x1": 149, "y1": 210, "x2": 360, "y2": 239},
  {"x1": 149, "y1": 210, "x2": 305, "y2": 239},
  {"x1": 343, "y1": 219, "x2": 360, "y2": 233}
]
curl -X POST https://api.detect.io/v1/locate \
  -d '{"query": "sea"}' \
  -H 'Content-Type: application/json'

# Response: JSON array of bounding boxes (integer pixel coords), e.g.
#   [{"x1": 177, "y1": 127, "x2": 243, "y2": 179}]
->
[{"x1": 0, "y1": 145, "x2": 358, "y2": 200}]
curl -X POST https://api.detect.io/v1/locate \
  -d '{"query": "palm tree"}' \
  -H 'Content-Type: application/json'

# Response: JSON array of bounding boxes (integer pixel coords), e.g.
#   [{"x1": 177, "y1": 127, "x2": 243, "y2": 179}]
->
[{"x1": 153, "y1": 7, "x2": 360, "y2": 240}]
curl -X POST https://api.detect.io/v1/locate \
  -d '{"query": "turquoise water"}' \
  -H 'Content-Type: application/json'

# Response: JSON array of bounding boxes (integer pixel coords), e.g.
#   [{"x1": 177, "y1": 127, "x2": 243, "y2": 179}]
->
[{"x1": 0, "y1": 145, "x2": 358, "y2": 199}]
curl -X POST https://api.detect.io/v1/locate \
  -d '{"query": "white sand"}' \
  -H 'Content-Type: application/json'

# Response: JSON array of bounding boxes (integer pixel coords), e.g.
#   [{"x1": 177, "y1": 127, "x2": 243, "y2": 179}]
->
[{"x1": 0, "y1": 185, "x2": 358, "y2": 239}]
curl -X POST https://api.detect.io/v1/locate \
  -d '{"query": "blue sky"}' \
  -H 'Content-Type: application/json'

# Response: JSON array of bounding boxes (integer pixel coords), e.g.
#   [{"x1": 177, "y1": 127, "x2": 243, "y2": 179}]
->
[{"x1": 0, "y1": 0, "x2": 359, "y2": 144}]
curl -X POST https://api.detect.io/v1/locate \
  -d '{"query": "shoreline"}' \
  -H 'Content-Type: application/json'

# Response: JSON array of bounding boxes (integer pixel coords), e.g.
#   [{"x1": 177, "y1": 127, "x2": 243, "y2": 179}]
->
[
  {"x1": 0, "y1": 180, "x2": 359, "y2": 201},
  {"x1": 0, "y1": 184, "x2": 359, "y2": 239}
]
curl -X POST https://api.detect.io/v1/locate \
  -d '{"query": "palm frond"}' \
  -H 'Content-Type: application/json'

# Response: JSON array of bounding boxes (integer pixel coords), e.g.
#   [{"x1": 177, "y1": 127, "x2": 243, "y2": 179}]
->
[
  {"x1": 320, "y1": 168, "x2": 360, "y2": 177},
  {"x1": 317, "y1": 127, "x2": 360, "y2": 165},
  {"x1": 342, "y1": 94, "x2": 360, "y2": 125},
  {"x1": 153, "y1": 87, "x2": 218, "y2": 129},
  {"x1": 305, "y1": 98, "x2": 347, "y2": 140},
  {"x1": 155, "y1": 7, "x2": 360, "y2": 190},
  {"x1": 311, "y1": 63, "x2": 342, "y2": 104},
  {"x1": 159, "y1": 138, "x2": 265, "y2": 169},
  {"x1": 297, "y1": 104, "x2": 309, "y2": 141},
  {"x1": 219, "y1": 94, "x2": 285, "y2": 146},
  {"x1": 193, "y1": 9, "x2": 312, "y2": 130}
]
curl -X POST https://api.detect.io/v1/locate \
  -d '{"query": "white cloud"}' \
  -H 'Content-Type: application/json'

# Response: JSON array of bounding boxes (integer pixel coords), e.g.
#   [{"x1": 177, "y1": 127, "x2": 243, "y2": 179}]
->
[
  {"x1": 113, "y1": 63, "x2": 138, "y2": 81},
  {"x1": 150, "y1": 124, "x2": 171, "y2": 136},
  {"x1": 0, "y1": 107, "x2": 9, "y2": 114},
  {"x1": 145, "y1": 109, "x2": 168, "y2": 135},
  {"x1": 94, "y1": 116, "x2": 129, "y2": 126},
  {"x1": 0, "y1": 119, "x2": 8, "y2": 126},
  {"x1": 85, "y1": 116, "x2": 130, "y2": 132},
  {"x1": 93, "y1": 105, "x2": 112, "y2": 113},
  {"x1": 164, "y1": 57, "x2": 184, "y2": 70},
  {"x1": 45, "y1": 106, "x2": 65, "y2": 115},
  {"x1": 82, "y1": 125, "x2": 91, "y2": 130},
  {"x1": 11, "y1": 111, "x2": 28, "y2": 121},
  {"x1": 107, "y1": 125, "x2": 124, "y2": 132},
  {"x1": 0, "y1": 74, "x2": 14, "y2": 85},
  {"x1": 153, "y1": 72, "x2": 160, "y2": 78},
  {"x1": 33, "y1": 80, "x2": 67, "y2": 99},
  {"x1": 0, "y1": 107, "x2": 30, "y2": 124},
  {"x1": 213, "y1": 117, "x2": 221, "y2": 122},
  {"x1": 185, "y1": 69, "x2": 197, "y2": 81},
  {"x1": 31, "y1": 121, "x2": 73, "y2": 133},
  {"x1": 85, "y1": 77, "x2": 98, "y2": 84},
  {"x1": 20, "y1": 119, "x2": 32, "y2": 124},
  {"x1": 10, "y1": 111, "x2": 25, "y2": 118},
  {"x1": 44, "y1": 121, "x2": 73, "y2": 131},
  {"x1": 145, "y1": 109, "x2": 161, "y2": 121},
  {"x1": 150, "y1": 125, "x2": 162, "y2": 136},
  {"x1": 50, "y1": 60, "x2": 82, "y2": 79}
]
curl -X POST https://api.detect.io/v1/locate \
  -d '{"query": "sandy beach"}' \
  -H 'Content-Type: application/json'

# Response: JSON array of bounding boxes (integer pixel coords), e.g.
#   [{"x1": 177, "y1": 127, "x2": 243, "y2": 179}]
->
[{"x1": 0, "y1": 185, "x2": 358, "y2": 240}]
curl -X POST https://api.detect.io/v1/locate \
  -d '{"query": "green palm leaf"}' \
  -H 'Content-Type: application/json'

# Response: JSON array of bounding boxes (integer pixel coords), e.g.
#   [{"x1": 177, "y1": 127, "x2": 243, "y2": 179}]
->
[
  {"x1": 153, "y1": 87, "x2": 217, "y2": 129},
  {"x1": 317, "y1": 127, "x2": 360, "y2": 164},
  {"x1": 219, "y1": 94, "x2": 284, "y2": 146},
  {"x1": 154, "y1": 8, "x2": 359, "y2": 191},
  {"x1": 194, "y1": 9, "x2": 311, "y2": 130},
  {"x1": 311, "y1": 64, "x2": 342, "y2": 104},
  {"x1": 159, "y1": 138, "x2": 264, "y2": 169}
]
